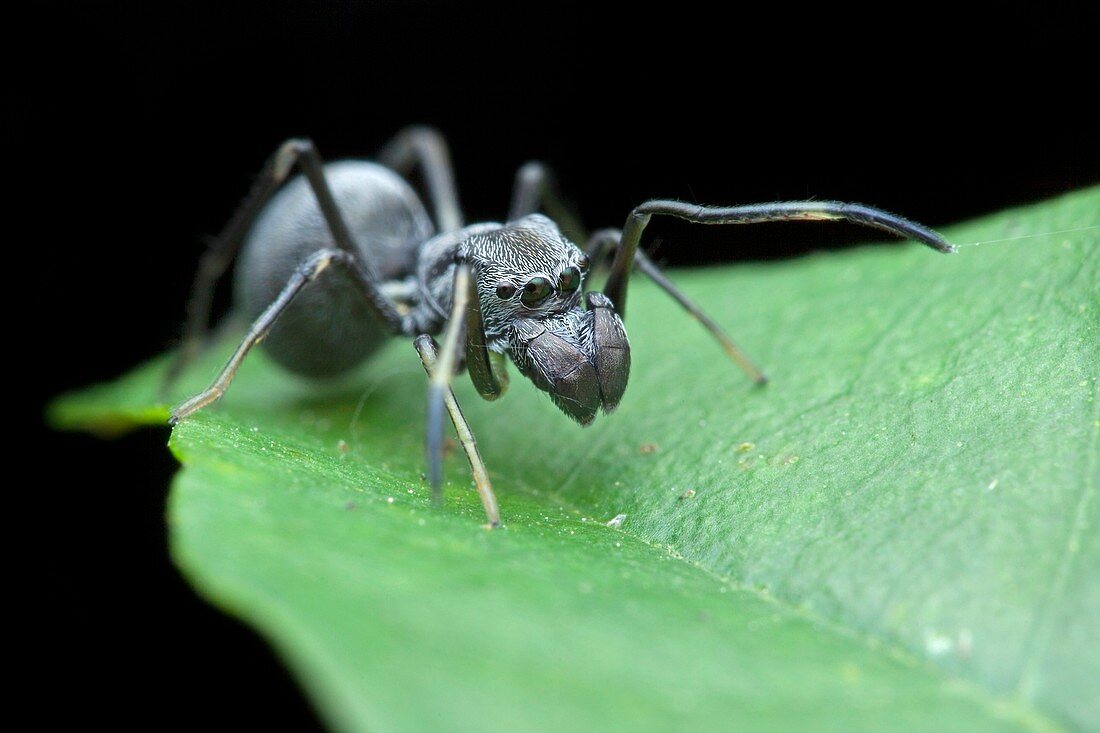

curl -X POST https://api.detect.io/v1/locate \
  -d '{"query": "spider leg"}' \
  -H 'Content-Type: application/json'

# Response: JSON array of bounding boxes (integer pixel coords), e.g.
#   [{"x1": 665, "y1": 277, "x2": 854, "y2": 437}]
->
[
  {"x1": 463, "y1": 263, "x2": 510, "y2": 401},
  {"x1": 378, "y1": 126, "x2": 463, "y2": 233},
  {"x1": 604, "y1": 200, "x2": 954, "y2": 321},
  {"x1": 418, "y1": 264, "x2": 500, "y2": 527},
  {"x1": 165, "y1": 137, "x2": 389, "y2": 390},
  {"x1": 587, "y1": 228, "x2": 767, "y2": 384},
  {"x1": 508, "y1": 161, "x2": 587, "y2": 246},
  {"x1": 170, "y1": 248, "x2": 408, "y2": 424}
]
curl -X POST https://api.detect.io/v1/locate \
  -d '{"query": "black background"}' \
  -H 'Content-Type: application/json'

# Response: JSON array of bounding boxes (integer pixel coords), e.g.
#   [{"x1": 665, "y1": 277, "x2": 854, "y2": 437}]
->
[{"x1": 22, "y1": 2, "x2": 1096, "y2": 728}]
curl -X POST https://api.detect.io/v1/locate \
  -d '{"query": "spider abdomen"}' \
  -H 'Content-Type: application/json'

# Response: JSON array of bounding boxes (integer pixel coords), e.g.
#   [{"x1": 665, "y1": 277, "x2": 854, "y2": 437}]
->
[{"x1": 235, "y1": 161, "x2": 434, "y2": 377}]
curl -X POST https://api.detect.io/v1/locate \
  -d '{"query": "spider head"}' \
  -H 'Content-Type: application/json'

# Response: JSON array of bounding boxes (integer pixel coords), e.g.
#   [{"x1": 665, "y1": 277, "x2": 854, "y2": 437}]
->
[{"x1": 462, "y1": 214, "x2": 591, "y2": 347}]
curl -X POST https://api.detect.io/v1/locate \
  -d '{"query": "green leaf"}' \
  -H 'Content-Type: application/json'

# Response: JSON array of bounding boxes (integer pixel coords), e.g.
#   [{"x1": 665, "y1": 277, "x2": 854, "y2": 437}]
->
[{"x1": 51, "y1": 188, "x2": 1099, "y2": 732}]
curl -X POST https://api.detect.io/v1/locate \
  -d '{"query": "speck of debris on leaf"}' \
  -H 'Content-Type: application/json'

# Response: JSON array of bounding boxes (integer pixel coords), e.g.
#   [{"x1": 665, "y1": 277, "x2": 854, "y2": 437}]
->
[
  {"x1": 639, "y1": 443, "x2": 659, "y2": 454},
  {"x1": 344, "y1": 501, "x2": 357, "y2": 511},
  {"x1": 679, "y1": 489, "x2": 697, "y2": 500},
  {"x1": 923, "y1": 629, "x2": 953, "y2": 657},
  {"x1": 606, "y1": 513, "x2": 627, "y2": 528}
]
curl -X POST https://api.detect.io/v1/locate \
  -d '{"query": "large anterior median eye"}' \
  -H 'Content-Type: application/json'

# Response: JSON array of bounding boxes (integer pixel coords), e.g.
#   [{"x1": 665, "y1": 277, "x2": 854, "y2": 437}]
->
[
  {"x1": 521, "y1": 276, "x2": 553, "y2": 306},
  {"x1": 558, "y1": 266, "x2": 581, "y2": 292}
]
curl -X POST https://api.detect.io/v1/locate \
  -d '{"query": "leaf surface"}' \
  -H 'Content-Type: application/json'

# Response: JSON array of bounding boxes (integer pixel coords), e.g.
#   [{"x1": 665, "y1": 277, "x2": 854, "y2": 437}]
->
[{"x1": 52, "y1": 189, "x2": 1100, "y2": 732}]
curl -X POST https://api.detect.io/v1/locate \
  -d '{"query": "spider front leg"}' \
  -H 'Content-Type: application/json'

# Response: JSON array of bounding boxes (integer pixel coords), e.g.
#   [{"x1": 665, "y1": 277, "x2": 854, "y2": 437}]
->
[
  {"x1": 604, "y1": 200, "x2": 955, "y2": 320},
  {"x1": 418, "y1": 263, "x2": 501, "y2": 527},
  {"x1": 594, "y1": 200, "x2": 954, "y2": 384}
]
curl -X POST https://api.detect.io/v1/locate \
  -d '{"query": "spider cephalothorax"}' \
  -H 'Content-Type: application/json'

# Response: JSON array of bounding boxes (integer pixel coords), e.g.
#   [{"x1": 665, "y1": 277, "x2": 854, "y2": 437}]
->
[{"x1": 463, "y1": 214, "x2": 590, "y2": 346}]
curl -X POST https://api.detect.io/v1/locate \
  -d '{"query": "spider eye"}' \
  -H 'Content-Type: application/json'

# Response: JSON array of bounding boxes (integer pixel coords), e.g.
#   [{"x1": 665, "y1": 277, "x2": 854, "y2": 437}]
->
[
  {"x1": 520, "y1": 276, "x2": 553, "y2": 306},
  {"x1": 576, "y1": 254, "x2": 590, "y2": 272},
  {"x1": 496, "y1": 283, "x2": 517, "y2": 299},
  {"x1": 558, "y1": 266, "x2": 581, "y2": 292}
]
